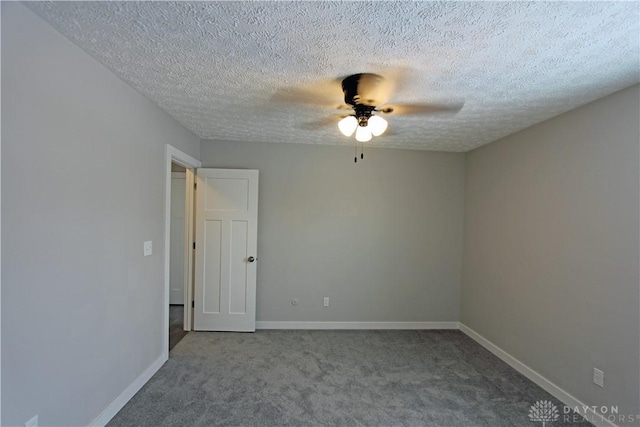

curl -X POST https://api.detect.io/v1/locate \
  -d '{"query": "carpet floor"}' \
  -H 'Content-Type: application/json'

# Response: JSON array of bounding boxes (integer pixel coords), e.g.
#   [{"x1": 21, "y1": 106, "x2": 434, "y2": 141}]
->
[
  {"x1": 169, "y1": 305, "x2": 188, "y2": 351},
  {"x1": 109, "y1": 330, "x2": 592, "y2": 427}
]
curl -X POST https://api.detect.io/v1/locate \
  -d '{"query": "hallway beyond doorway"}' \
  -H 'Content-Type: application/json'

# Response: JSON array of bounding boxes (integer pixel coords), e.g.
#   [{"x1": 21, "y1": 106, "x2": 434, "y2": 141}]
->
[{"x1": 169, "y1": 305, "x2": 187, "y2": 351}]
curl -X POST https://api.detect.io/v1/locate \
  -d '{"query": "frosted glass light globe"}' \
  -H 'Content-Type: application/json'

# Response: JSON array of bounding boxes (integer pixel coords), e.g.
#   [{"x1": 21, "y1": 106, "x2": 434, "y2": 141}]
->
[
  {"x1": 338, "y1": 116, "x2": 358, "y2": 136},
  {"x1": 355, "y1": 125, "x2": 372, "y2": 142},
  {"x1": 368, "y1": 116, "x2": 388, "y2": 136}
]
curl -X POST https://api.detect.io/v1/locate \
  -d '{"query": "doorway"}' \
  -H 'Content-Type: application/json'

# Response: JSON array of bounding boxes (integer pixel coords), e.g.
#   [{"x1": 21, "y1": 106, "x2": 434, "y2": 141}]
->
[
  {"x1": 169, "y1": 163, "x2": 188, "y2": 350},
  {"x1": 163, "y1": 145, "x2": 201, "y2": 360}
]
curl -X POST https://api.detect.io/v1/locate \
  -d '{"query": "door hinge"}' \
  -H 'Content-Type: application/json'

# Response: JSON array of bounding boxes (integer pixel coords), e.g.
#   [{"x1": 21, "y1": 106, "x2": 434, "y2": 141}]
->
[
  {"x1": 192, "y1": 301, "x2": 195, "y2": 308},
  {"x1": 193, "y1": 242, "x2": 196, "y2": 250}
]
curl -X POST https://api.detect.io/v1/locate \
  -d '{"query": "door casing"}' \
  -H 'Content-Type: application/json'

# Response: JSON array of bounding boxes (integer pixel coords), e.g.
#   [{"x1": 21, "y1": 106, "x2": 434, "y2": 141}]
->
[{"x1": 163, "y1": 145, "x2": 201, "y2": 360}]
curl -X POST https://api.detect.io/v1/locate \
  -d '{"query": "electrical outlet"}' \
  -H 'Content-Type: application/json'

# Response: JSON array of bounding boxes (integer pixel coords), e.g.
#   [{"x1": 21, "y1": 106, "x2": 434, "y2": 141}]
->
[
  {"x1": 143, "y1": 240, "x2": 152, "y2": 256},
  {"x1": 593, "y1": 367, "x2": 604, "y2": 388},
  {"x1": 25, "y1": 415, "x2": 38, "y2": 427},
  {"x1": 323, "y1": 297, "x2": 329, "y2": 307}
]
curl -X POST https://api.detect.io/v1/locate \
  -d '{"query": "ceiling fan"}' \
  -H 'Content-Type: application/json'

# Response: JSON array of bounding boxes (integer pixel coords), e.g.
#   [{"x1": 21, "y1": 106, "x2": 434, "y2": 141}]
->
[{"x1": 273, "y1": 71, "x2": 463, "y2": 162}]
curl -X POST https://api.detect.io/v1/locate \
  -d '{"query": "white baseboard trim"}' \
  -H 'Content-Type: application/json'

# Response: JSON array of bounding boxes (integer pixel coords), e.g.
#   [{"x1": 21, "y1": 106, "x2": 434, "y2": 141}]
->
[
  {"x1": 89, "y1": 355, "x2": 166, "y2": 427},
  {"x1": 459, "y1": 323, "x2": 618, "y2": 427},
  {"x1": 256, "y1": 321, "x2": 460, "y2": 330}
]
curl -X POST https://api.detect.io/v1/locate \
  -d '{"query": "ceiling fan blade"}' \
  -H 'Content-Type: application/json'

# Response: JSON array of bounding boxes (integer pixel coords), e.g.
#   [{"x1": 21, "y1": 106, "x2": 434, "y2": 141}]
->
[
  {"x1": 337, "y1": 72, "x2": 399, "y2": 107},
  {"x1": 296, "y1": 115, "x2": 346, "y2": 130},
  {"x1": 372, "y1": 66, "x2": 413, "y2": 104},
  {"x1": 272, "y1": 88, "x2": 339, "y2": 107},
  {"x1": 380, "y1": 102, "x2": 464, "y2": 116},
  {"x1": 357, "y1": 73, "x2": 393, "y2": 106},
  {"x1": 335, "y1": 67, "x2": 418, "y2": 107},
  {"x1": 271, "y1": 78, "x2": 344, "y2": 108}
]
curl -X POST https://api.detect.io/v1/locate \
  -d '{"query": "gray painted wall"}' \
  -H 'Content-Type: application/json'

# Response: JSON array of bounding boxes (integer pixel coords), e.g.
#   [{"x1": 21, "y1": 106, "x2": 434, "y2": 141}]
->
[
  {"x1": 461, "y1": 85, "x2": 640, "y2": 421},
  {"x1": 1, "y1": 4, "x2": 200, "y2": 426},
  {"x1": 200, "y1": 141, "x2": 465, "y2": 323}
]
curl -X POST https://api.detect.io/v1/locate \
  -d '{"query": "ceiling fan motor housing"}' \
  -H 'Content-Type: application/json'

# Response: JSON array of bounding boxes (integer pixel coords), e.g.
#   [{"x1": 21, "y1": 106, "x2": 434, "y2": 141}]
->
[
  {"x1": 342, "y1": 73, "x2": 384, "y2": 126},
  {"x1": 341, "y1": 73, "x2": 384, "y2": 107}
]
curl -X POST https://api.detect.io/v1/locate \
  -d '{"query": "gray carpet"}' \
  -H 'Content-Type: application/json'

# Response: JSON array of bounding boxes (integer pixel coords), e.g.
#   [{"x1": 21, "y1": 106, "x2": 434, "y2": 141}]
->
[
  {"x1": 109, "y1": 330, "x2": 593, "y2": 427},
  {"x1": 169, "y1": 305, "x2": 188, "y2": 351}
]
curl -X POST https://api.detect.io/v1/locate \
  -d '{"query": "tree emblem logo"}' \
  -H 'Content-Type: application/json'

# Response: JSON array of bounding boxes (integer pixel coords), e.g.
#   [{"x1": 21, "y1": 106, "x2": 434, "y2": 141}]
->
[{"x1": 529, "y1": 400, "x2": 559, "y2": 426}]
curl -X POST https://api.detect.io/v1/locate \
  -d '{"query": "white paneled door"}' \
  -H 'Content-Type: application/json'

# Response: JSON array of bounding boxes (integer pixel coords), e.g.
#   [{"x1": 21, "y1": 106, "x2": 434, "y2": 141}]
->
[{"x1": 194, "y1": 169, "x2": 259, "y2": 331}]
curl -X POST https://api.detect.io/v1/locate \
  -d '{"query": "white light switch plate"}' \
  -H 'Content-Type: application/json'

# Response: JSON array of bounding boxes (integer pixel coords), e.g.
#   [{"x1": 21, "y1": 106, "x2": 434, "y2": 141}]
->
[
  {"x1": 593, "y1": 367, "x2": 604, "y2": 388},
  {"x1": 143, "y1": 241, "x2": 152, "y2": 257}
]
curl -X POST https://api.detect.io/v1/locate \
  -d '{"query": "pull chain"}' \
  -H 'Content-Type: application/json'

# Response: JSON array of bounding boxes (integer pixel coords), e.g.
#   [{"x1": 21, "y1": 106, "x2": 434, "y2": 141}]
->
[{"x1": 354, "y1": 141, "x2": 365, "y2": 163}]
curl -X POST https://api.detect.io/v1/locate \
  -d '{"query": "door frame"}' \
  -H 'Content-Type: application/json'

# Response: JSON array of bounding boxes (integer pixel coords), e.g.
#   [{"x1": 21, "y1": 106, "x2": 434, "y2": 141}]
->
[{"x1": 163, "y1": 145, "x2": 201, "y2": 361}]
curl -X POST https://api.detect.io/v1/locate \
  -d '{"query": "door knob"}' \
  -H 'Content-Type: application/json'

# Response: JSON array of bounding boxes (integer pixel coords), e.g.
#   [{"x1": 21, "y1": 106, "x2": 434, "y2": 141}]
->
[{"x1": 247, "y1": 256, "x2": 256, "y2": 263}]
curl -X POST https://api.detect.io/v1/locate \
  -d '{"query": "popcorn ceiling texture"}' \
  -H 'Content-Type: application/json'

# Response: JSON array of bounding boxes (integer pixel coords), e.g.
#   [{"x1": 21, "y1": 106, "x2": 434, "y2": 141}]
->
[{"x1": 27, "y1": 1, "x2": 639, "y2": 152}]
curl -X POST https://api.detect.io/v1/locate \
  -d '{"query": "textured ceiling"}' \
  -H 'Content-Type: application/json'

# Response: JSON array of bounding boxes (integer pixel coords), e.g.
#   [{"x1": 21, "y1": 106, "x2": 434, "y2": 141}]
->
[{"x1": 27, "y1": 1, "x2": 639, "y2": 152}]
